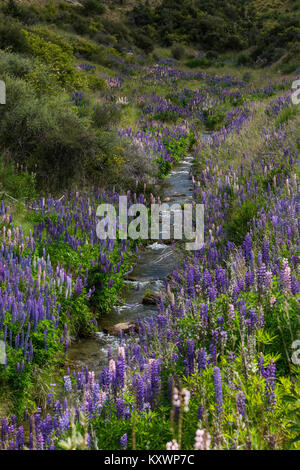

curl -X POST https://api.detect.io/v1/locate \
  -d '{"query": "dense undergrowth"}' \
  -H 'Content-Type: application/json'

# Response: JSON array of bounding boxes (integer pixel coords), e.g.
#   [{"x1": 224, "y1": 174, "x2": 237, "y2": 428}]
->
[{"x1": 0, "y1": 0, "x2": 299, "y2": 452}]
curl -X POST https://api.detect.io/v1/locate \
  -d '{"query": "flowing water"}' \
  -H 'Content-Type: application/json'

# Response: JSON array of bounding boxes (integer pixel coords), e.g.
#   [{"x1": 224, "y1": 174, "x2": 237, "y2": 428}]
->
[{"x1": 67, "y1": 149, "x2": 203, "y2": 373}]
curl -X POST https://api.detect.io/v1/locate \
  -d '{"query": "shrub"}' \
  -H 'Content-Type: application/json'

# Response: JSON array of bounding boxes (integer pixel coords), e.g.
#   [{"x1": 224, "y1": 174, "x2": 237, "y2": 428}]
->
[
  {"x1": 206, "y1": 50, "x2": 218, "y2": 60},
  {"x1": 3, "y1": 0, "x2": 38, "y2": 24},
  {"x1": 82, "y1": 0, "x2": 105, "y2": 15},
  {"x1": 0, "y1": 51, "x2": 34, "y2": 78},
  {"x1": 22, "y1": 30, "x2": 88, "y2": 90},
  {"x1": 134, "y1": 33, "x2": 154, "y2": 53},
  {"x1": 0, "y1": 77, "x2": 98, "y2": 191},
  {"x1": 236, "y1": 53, "x2": 251, "y2": 66},
  {"x1": 92, "y1": 104, "x2": 121, "y2": 129},
  {"x1": 0, "y1": 16, "x2": 27, "y2": 53},
  {"x1": 185, "y1": 57, "x2": 212, "y2": 68},
  {"x1": 0, "y1": 156, "x2": 37, "y2": 200},
  {"x1": 281, "y1": 63, "x2": 300, "y2": 74},
  {"x1": 224, "y1": 200, "x2": 259, "y2": 245},
  {"x1": 171, "y1": 44, "x2": 185, "y2": 60},
  {"x1": 275, "y1": 106, "x2": 299, "y2": 128}
]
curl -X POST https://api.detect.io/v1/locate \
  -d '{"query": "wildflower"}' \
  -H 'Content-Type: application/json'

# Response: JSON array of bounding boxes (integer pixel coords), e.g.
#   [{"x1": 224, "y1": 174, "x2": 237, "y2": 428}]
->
[
  {"x1": 194, "y1": 429, "x2": 211, "y2": 450},
  {"x1": 182, "y1": 389, "x2": 191, "y2": 412},
  {"x1": 120, "y1": 433, "x2": 127, "y2": 450},
  {"x1": 63, "y1": 376, "x2": 72, "y2": 393},
  {"x1": 198, "y1": 348, "x2": 206, "y2": 373},
  {"x1": 213, "y1": 367, "x2": 223, "y2": 416},
  {"x1": 166, "y1": 439, "x2": 179, "y2": 450},
  {"x1": 236, "y1": 392, "x2": 246, "y2": 417},
  {"x1": 228, "y1": 304, "x2": 235, "y2": 322},
  {"x1": 280, "y1": 258, "x2": 291, "y2": 292},
  {"x1": 265, "y1": 361, "x2": 276, "y2": 411}
]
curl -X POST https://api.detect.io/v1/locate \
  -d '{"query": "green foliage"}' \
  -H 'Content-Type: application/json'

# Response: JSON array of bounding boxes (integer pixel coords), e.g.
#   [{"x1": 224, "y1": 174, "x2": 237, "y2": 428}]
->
[
  {"x1": 92, "y1": 403, "x2": 172, "y2": 450},
  {"x1": 261, "y1": 292, "x2": 300, "y2": 374},
  {"x1": 281, "y1": 62, "x2": 300, "y2": 74},
  {"x1": 275, "y1": 105, "x2": 299, "y2": 128},
  {"x1": 61, "y1": 294, "x2": 97, "y2": 338},
  {"x1": 171, "y1": 44, "x2": 186, "y2": 60},
  {"x1": 82, "y1": 0, "x2": 105, "y2": 15},
  {"x1": 185, "y1": 57, "x2": 212, "y2": 68},
  {"x1": 236, "y1": 53, "x2": 252, "y2": 66},
  {"x1": 0, "y1": 76, "x2": 100, "y2": 191},
  {"x1": 22, "y1": 30, "x2": 88, "y2": 90},
  {"x1": 92, "y1": 103, "x2": 121, "y2": 129},
  {"x1": 0, "y1": 156, "x2": 37, "y2": 200},
  {"x1": 225, "y1": 200, "x2": 259, "y2": 245},
  {"x1": 203, "y1": 109, "x2": 226, "y2": 130},
  {"x1": 159, "y1": 132, "x2": 195, "y2": 176},
  {"x1": 0, "y1": 15, "x2": 27, "y2": 53}
]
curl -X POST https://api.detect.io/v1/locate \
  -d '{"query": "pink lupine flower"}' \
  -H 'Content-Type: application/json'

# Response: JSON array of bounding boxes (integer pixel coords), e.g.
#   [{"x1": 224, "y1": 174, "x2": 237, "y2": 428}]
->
[
  {"x1": 166, "y1": 439, "x2": 179, "y2": 450},
  {"x1": 228, "y1": 304, "x2": 235, "y2": 322},
  {"x1": 280, "y1": 258, "x2": 291, "y2": 292},
  {"x1": 194, "y1": 429, "x2": 211, "y2": 450},
  {"x1": 182, "y1": 389, "x2": 190, "y2": 412},
  {"x1": 109, "y1": 359, "x2": 116, "y2": 377},
  {"x1": 118, "y1": 346, "x2": 125, "y2": 359}
]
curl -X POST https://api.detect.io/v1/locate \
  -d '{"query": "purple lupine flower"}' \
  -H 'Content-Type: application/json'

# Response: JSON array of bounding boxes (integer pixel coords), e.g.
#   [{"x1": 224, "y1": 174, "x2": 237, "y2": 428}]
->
[
  {"x1": 120, "y1": 433, "x2": 127, "y2": 450},
  {"x1": 236, "y1": 392, "x2": 246, "y2": 417},
  {"x1": 197, "y1": 405, "x2": 204, "y2": 420},
  {"x1": 213, "y1": 367, "x2": 223, "y2": 416},
  {"x1": 116, "y1": 398, "x2": 125, "y2": 419},
  {"x1": 136, "y1": 376, "x2": 144, "y2": 410},
  {"x1": 265, "y1": 361, "x2": 276, "y2": 411},
  {"x1": 262, "y1": 238, "x2": 270, "y2": 266},
  {"x1": 63, "y1": 375, "x2": 72, "y2": 393},
  {"x1": 198, "y1": 348, "x2": 206, "y2": 374},
  {"x1": 209, "y1": 343, "x2": 217, "y2": 365}
]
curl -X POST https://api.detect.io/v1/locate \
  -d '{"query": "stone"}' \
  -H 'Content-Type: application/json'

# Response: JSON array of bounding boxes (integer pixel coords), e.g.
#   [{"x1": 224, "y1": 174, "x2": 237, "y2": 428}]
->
[
  {"x1": 104, "y1": 322, "x2": 137, "y2": 336},
  {"x1": 162, "y1": 197, "x2": 175, "y2": 202},
  {"x1": 142, "y1": 291, "x2": 162, "y2": 305}
]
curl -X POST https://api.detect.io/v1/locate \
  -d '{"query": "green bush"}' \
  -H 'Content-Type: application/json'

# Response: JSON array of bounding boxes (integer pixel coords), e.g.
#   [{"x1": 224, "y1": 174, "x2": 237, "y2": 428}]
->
[
  {"x1": 275, "y1": 106, "x2": 299, "y2": 128},
  {"x1": 185, "y1": 57, "x2": 212, "y2": 68},
  {"x1": 0, "y1": 51, "x2": 34, "y2": 78},
  {"x1": 206, "y1": 50, "x2": 218, "y2": 60},
  {"x1": 82, "y1": 0, "x2": 105, "y2": 15},
  {"x1": 281, "y1": 63, "x2": 300, "y2": 74},
  {"x1": 134, "y1": 33, "x2": 154, "y2": 53},
  {"x1": 22, "y1": 30, "x2": 88, "y2": 90},
  {"x1": 0, "y1": 76, "x2": 98, "y2": 191},
  {"x1": 0, "y1": 16, "x2": 27, "y2": 52},
  {"x1": 225, "y1": 200, "x2": 259, "y2": 245},
  {"x1": 171, "y1": 44, "x2": 185, "y2": 60},
  {"x1": 236, "y1": 53, "x2": 251, "y2": 66},
  {"x1": 92, "y1": 104, "x2": 121, "y2": 129},
  {"x1": 0, "y1": 156, "x2": 37, "y2": 200}
]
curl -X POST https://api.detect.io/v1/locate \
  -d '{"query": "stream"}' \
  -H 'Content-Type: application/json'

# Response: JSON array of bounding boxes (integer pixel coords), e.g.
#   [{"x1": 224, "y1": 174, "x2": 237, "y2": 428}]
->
[{"x1": 66, "y1": 142, "x2": 207, "y2": 373}]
